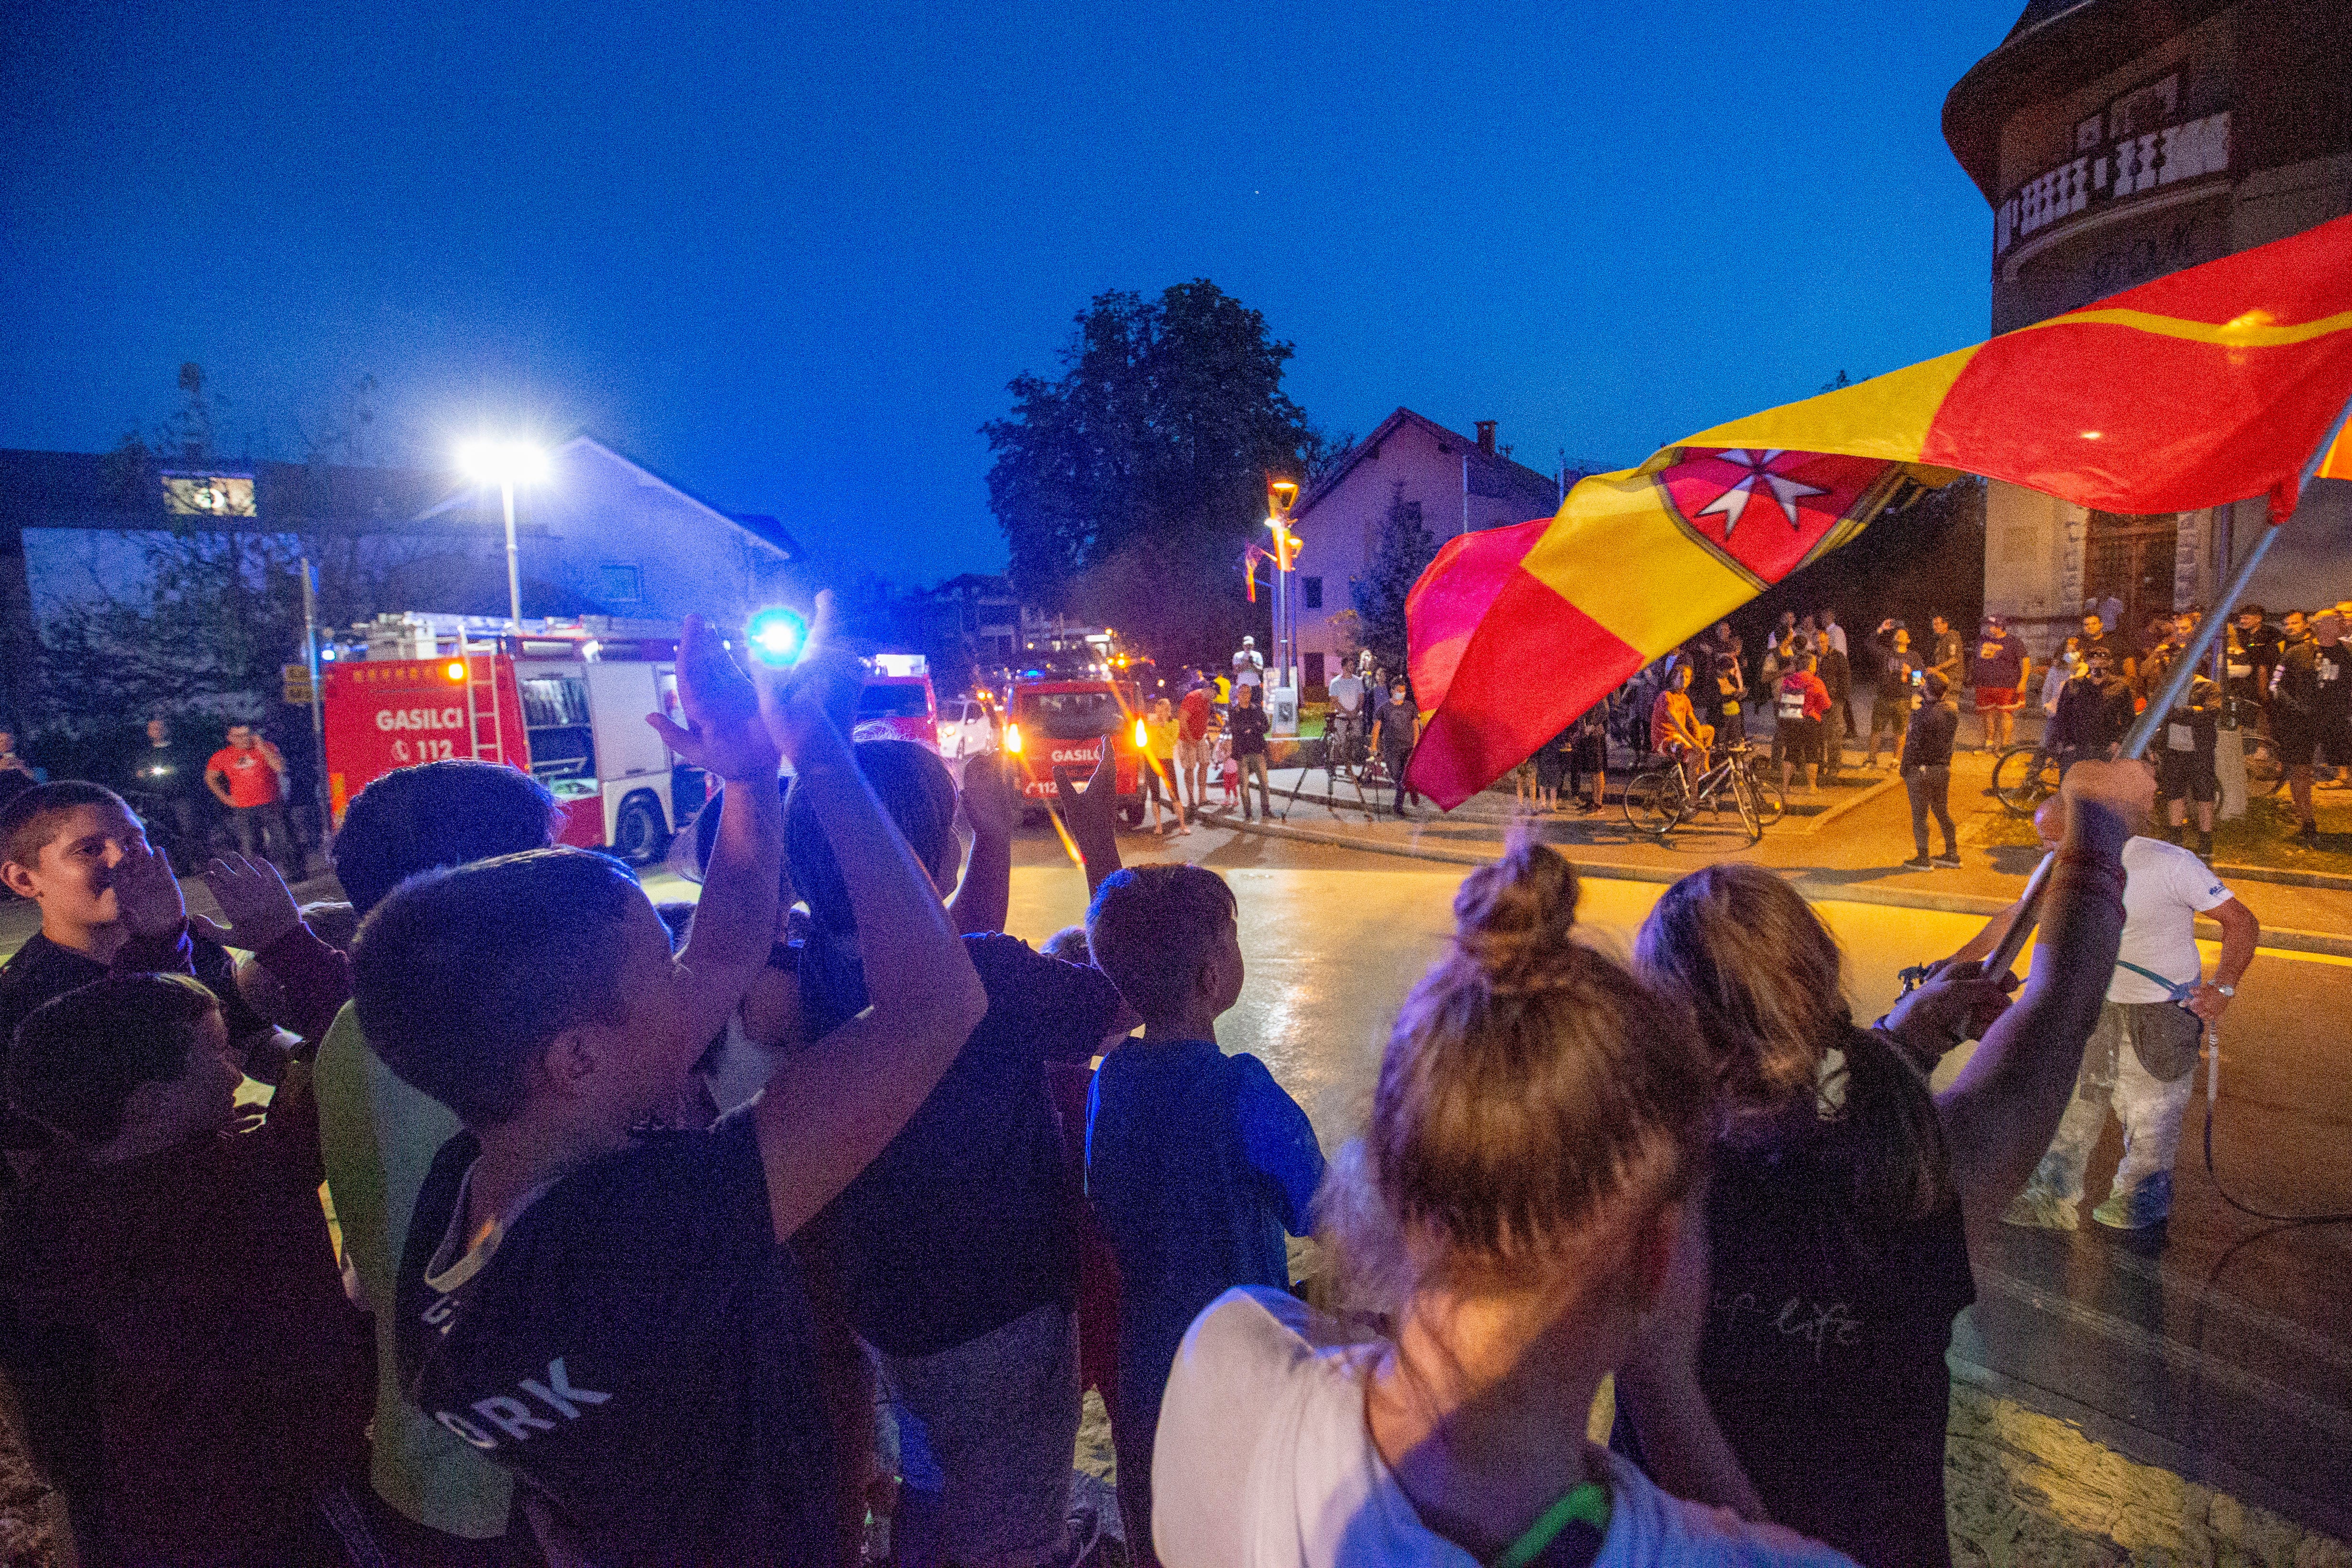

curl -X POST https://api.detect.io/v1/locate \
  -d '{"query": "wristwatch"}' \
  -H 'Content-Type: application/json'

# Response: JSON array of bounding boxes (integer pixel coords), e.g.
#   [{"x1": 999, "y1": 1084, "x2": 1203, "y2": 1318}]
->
[{"x1": 2213, "y1": 983, "x2": 2236, "y2": 997}]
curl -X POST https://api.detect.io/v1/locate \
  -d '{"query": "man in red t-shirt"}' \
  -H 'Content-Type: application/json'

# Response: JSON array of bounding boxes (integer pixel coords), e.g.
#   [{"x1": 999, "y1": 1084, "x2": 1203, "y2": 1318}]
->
[
  {"x1": 1177, "y1": 681, "x2": 1213, "y2": 811},
  {"x1": 206, "y1": 724, "x2": 295, "y2": 878}
]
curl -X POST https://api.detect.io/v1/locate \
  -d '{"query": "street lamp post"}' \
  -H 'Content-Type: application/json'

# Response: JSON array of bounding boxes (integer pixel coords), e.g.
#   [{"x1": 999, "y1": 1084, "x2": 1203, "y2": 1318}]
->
[
  {"x1": 458, "y1": 440, "x2": 549, "y2": 638},
  {"x1": 1265, "y1": 476, "x2": 1302, "y2": 734}
]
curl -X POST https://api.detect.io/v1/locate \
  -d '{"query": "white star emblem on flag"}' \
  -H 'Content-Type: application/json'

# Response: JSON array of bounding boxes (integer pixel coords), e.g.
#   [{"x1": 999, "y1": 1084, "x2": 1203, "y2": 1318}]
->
[{"x1": 1694, "y1": 450, "x2": 1829, "y2": 536}]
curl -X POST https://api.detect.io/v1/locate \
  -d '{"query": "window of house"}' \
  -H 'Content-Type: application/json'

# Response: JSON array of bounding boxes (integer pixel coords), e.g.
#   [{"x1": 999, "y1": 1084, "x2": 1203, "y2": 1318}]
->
[
  {"x1": 161, "y1": 474, "x2": 255, "y2": 516},
  {"x1": 600, "y1": 563, "x2": 643, "y2": 603},
  {"x1": 1303, "y1": 576, "x2": 1324, "y2": 610}
]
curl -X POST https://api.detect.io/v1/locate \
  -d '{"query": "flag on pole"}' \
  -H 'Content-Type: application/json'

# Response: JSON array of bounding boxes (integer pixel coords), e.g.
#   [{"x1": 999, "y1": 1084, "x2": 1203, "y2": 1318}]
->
[{"x1": 1405, "y1": 214, "x2": 2352, "y2": 809}]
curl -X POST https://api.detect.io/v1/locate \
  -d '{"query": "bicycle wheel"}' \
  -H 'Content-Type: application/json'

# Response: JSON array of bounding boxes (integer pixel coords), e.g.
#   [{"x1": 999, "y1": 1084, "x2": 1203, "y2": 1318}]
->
[
  {"x1": 2240, "y1": 733, "x2": 2286, "y2": 795},
  {"x1": 1623, "y1": 768, "x2": 1686, "y2": 837},
  {"x1": 1731, "y1": 768, "x2": 1762, "y2": 843},
  {"x1": 1992, "y1": 745, "x2": 2060, "y2": 816},
  {"x1": 1745, "y1": 764, "x2": 1786, "y2": 827}
]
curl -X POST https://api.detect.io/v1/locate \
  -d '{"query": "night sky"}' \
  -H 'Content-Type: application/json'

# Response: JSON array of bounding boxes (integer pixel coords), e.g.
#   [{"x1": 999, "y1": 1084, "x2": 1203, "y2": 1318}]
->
[{"x1": 1, "y1": 0, "x2": 2023, "y2": 585}]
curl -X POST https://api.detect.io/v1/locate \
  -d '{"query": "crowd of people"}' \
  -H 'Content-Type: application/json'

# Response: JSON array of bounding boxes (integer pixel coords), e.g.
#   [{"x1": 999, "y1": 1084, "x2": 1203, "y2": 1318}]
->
[
  {"x1": 0, "y1": 587, "x2": 2264, "y2": 1568},
  {"x1": 0, "y1": 716, "x2": 310, "y2": 882},
  {"x1": 1140, "y1": 645, "x2": 1429, "y2": 824}
]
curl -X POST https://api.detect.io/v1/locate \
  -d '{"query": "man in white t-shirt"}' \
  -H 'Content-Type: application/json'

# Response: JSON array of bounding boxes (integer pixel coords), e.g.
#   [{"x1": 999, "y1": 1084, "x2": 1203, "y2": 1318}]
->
[
  {"x1": 1233, "y1": 638, "x2": 1265, "y2": 688},
  {"x1": 1152, "y1": 1287, "x2": 1858, "y2": 1568},
  {"x1": 1991, "y1": 787, "x2": 2258, "y2": 1231},
  {"x1": 1325, "y1": 668, "x2": 1366, "y2": 765}
]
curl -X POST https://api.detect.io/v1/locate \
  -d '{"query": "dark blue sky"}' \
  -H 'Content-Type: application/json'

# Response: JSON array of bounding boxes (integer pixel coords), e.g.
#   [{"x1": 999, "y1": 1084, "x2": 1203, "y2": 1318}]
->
[{"x1": 1, "y1": 0, "x2": 2022, "y2": 585}]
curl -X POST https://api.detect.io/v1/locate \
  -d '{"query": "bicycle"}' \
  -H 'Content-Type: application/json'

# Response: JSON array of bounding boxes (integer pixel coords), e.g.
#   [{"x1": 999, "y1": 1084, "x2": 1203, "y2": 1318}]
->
[
  {"x1": 1623, "y1": 742, "x2": 1764, "y2": 843},
  {"x1": 1992, "y1": 742, "x2": 2061, "y2": 816},
  {"x1": 2231, "y1": 720, "x2": 2285, "y2": 796},
  {"x1": 1737, "y1": 749, "x2": 1786, "y2": 827}
]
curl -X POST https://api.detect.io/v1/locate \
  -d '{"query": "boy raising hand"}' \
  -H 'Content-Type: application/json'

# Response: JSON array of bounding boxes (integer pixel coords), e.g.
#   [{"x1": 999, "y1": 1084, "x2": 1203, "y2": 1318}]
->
[{"x1": 353, "y1": 599, "x2": 986, "y2": 1563}]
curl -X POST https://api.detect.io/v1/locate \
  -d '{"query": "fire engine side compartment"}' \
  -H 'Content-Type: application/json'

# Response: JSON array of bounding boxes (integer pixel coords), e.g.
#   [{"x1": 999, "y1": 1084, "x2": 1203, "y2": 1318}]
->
[
  {"x1": 323, "y1": 657, "x2": 526, "y2": 828},
  {"x1": 584, "y1": 661, "x2": 676, "y2": 844}
]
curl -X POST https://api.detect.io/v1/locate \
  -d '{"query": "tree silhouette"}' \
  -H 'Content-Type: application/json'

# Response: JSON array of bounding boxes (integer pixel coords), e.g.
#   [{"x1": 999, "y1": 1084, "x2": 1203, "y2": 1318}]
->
[
  {"x1": 982, "y1": 280, "x2": 1340, "y2": 667},
  {"x1": 1351, "y1": 481, "x2": 1439, "y2": 676}
]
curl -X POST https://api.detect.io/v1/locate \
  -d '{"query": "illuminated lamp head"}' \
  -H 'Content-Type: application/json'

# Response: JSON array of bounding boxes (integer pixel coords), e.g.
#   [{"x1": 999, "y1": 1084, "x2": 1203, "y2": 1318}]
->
[
  {"x1": 444, "y1": 660, "x2": 467, "y2": 682},
  {"x1": 746, "y1": 607, "x2": 809, "y2": 667}
]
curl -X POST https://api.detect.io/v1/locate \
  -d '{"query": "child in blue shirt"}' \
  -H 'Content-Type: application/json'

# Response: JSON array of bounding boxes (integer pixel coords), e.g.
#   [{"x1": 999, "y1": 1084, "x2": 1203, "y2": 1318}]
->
[{"x1": 1082, "y1": 864, "x2": 1325, "y2": 1561}]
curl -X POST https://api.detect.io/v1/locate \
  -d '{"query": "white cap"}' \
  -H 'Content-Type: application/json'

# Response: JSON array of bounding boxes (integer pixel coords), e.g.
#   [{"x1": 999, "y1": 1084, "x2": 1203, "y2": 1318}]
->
[{"x1": 1241, "y1": 636, "x2": 1256, "y2": 647}]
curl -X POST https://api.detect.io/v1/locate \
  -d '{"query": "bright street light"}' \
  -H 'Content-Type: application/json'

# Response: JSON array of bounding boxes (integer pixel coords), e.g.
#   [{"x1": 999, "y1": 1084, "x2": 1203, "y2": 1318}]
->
[
  {"x1": 458, "y1": 439, "x2": 549, "y2": 636},
  {"x1": 458, "y1": 440, "x2": 550, "y2": 486}
]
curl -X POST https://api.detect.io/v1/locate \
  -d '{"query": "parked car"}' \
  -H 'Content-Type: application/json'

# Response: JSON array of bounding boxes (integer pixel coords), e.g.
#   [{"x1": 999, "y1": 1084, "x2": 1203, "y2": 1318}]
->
[{"x1": 937, "y1": 694, "x2": 997, "y2": 761}]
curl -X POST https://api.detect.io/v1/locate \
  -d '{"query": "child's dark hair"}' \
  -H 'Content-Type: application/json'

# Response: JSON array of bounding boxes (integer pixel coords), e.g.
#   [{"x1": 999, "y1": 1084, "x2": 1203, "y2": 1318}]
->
[
  {"x1": 332, "y1": 761, "x2": 561, "y2": 915},
  {"x1": 0, "y1": 781, "x2": 132, "y2": 872},
  {"x1": 1084, "y1": 864, "x2": 1237, "y2": 1026},
  {"x1": 1039, "y1": 925, "x2": 1092, "y2": 963},
  {"x1": 786, "y1": 740, "x2": 956, "y2": 937},
  {"x1": 7, "y1": 974, "x2": 220, "y2": 1146},
  {"x1": 1325, "y1": 836, "x2": 1708, "y2": 1312},
  {"x1": 350, "y1": 848, "x2": 642, "y2": 1127}
]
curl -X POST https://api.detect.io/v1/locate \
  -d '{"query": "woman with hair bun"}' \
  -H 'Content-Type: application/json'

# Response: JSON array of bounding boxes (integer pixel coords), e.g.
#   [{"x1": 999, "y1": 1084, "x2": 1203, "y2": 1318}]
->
[
  {"x1": 1151, "y1": 836, "x2": 1859, "y2": 1568},
  {"x1": 1617, "y1": 761, "x2": 2146, "y2": 1567}
]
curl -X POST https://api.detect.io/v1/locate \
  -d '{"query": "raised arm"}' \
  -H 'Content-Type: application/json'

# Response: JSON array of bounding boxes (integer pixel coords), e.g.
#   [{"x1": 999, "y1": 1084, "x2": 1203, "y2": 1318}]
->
[
  {"x1": 949, "y1": 751, "x2": 1016, "y2": 936},
  {"x1": 1051, "y1": 745, "x2": 1124, "y2": 897},
  {"x1": 646, "y1": 613, "x2": 788, "y2": 1062},
  {"x1": 190, "y1": 852, "x2": 351, "y2": 1048},
  {"x1": 1937, "y1": 760, "x2": 2142, "y2": 1241},
  {"x1": 751, "y1": 601, "x2": 987, "y2": 1240}
]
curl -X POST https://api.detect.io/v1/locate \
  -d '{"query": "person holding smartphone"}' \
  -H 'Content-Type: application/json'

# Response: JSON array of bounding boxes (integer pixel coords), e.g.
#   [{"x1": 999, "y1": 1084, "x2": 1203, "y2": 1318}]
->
[{"x1": 1867, "y1": 622, "x2": 1920, "y2": 769}]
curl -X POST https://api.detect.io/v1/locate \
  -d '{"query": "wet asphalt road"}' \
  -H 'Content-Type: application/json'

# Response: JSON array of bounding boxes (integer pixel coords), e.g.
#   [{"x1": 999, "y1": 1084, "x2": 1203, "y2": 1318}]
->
[{"x1": 999, "y1": 826, "x2": 2352, "y2": 1536}]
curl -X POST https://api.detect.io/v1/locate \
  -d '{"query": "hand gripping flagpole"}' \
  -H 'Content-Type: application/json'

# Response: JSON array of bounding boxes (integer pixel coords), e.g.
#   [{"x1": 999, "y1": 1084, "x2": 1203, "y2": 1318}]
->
[{"x1": 1982, "y1": 392, "x2": 2352, "y2": 983}]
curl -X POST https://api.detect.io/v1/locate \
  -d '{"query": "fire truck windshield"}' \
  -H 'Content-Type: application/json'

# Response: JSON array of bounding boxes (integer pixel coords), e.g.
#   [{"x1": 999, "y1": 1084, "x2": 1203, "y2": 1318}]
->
[
  {"x1": 1019, "y1": 689, "x2": 1122, "y2": 740},
  {"x1": 857, "y1": 684, "x2": 932, "y2": 719}
]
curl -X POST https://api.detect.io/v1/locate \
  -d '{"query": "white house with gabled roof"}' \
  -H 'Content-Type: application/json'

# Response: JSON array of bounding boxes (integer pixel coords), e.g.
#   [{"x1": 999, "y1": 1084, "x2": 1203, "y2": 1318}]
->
[
  {"x1": 1288, "y1": 410, "x2": 1565, "y2": 691},
  {"x1": 414, "y1": 435, "x2": 808, "y2": 627}
]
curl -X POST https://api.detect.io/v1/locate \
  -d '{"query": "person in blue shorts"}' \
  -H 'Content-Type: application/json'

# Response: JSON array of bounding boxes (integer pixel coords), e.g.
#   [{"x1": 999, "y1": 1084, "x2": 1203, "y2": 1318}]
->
[{"x1": 1082, "y1": 863, "x2": 1325, "y2": 1562}]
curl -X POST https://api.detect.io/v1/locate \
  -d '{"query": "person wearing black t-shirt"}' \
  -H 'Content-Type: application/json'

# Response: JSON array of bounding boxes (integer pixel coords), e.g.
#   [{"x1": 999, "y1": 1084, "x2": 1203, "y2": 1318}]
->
[
  {"x1": 2147, "y1": 649, "x2": 2224, "y2": 856},
  {"x1": 1618, "y1": 763, "x2": 2141, "y2": 1568},
  {"x1": 2074, "y1": 610, "x2": 2136, "y2": 690},
  {"x1": 353, "y1": 602, "x2": 988, "y2": 1565},
  {"x1": 787, "y1": 740, "x2": 1122, "y2": 1568},
  {"x1": 1227, "y1": 684, "x2": 1272, "y2": 820},
  {"x1": 2269, "y1": 609, "x2": 2349, "y2": 845},
  {"x1": 1864, "y1": 621, "x2": 1918, "y2": 769},
  {"x1": 2225, "y1": 604, "x2": 2282, "y2": 714},
  {"x1": 2048, "y1": 648, "x2": 2135, "y2": 774},
  {"x1": 123, "y1": 717, "x2": 211, "y2": 867},
  {"x1": 1899, "y1": 672, "x2": 1961, "y2": 869}
]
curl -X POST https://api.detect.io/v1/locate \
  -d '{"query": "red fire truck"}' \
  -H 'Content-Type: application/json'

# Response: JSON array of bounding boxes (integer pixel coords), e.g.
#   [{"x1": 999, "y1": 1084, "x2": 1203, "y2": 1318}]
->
[
  {"x1": 322, "y1": 615, "x2": 698, "y2": 863},
  {"x1": 1000, "y1": 636, "x2": 1148, "y2": 826}
]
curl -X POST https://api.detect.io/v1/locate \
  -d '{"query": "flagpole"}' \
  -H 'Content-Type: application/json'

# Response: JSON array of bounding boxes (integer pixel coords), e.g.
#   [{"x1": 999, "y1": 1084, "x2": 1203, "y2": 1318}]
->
[
  {"x1": 1986, "y1": 393, "x2": 2352, "y2": 983},
  {"x1": 2120, "y1": 392, "x2": 2352, "y2": 761}
]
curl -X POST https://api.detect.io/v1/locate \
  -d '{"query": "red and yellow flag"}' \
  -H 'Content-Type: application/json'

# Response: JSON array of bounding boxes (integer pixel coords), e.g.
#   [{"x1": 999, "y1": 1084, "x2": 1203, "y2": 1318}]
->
[{"x1": 1406, "y1": 214, "x2": 2352, "y2": 809}]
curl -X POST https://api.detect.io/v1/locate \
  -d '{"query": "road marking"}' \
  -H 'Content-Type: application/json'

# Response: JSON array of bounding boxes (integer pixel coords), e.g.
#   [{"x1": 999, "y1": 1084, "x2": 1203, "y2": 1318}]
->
[
  {"x1": 1977, "y1": 1267, "x2": 2352, "y2": 1443},
  {"x1": 2095, "y1": 1240, "x2": 2352, "y2": 1377}
]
